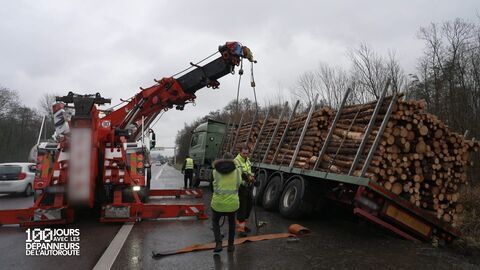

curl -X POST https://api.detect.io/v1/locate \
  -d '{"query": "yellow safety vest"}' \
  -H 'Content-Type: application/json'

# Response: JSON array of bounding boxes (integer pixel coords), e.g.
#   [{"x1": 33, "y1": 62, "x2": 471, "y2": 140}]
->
[
  {"x1": 185, "y1": 158, "x2": 194, "y2": 170},
  {"x1": 211, "y1": 168, "x2": 241, "y2": 212},
  {"x1": 235, "y1": 154, "x2": 252, "y2": 176}
]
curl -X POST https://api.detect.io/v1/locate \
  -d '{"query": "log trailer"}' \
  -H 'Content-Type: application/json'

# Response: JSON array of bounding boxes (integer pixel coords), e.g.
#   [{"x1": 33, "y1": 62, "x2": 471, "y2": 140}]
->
[
  {"x1": 217, "y1": 87, "x2": 464, "y2": 244},
  {"x1": 0, "y1": 41, "x2": 254, "y2": 226}
]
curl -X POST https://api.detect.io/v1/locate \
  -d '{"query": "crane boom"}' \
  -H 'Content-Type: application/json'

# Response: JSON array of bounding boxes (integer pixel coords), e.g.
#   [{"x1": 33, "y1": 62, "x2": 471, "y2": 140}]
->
[{"x1": 102, "y1": 42, "x2": 252, "y2": 142}]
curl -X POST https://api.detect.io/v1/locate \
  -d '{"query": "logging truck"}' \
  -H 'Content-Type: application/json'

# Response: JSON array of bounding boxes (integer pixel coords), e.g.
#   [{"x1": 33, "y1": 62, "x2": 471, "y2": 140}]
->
[{"x1": 210, "y1": 85, "x2": 479, "y2": 244}]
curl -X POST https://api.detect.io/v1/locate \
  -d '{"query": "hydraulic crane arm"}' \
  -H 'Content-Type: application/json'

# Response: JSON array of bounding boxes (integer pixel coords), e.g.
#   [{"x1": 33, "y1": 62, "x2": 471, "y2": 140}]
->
[{"x1": 102, "y1": 42, "x2": 254, "y2": 142}]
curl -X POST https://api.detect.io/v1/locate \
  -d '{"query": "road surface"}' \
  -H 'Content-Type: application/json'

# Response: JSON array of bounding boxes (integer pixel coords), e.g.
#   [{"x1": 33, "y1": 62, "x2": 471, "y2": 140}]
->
[{"x1": 0, "y1": 164, "x2": 479, "y2": 270}]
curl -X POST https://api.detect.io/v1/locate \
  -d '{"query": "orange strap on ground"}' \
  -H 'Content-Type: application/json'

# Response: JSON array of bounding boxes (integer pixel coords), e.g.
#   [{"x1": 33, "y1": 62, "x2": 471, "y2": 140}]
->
[{"x1": 152, "y1": 224, "x2": 310, "y2": 259}]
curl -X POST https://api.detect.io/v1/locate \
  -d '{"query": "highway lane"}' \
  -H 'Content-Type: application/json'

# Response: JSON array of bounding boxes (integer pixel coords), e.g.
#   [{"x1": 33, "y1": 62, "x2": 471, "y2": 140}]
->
[{"x1": 1, "y1": 164, "x2": 479, "y2": 269}]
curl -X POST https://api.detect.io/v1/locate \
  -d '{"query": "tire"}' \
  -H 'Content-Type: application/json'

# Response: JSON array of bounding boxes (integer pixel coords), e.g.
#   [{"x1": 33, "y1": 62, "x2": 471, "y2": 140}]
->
[
  {"x1": 253, "y1": 170, "x2": 268, "y2": 205},
  {"x1": 262, "y1": 174, "x2": 283, "y2": 211},
  {"x1": 279, "y1": 177, "x2": 307, "y2": 219},
  {"x1": 24, "y1": 184, "x2": 33, "y2": 197},
  {"x1": 138, "y1": 187, "x2": 149, "y2": 203}
]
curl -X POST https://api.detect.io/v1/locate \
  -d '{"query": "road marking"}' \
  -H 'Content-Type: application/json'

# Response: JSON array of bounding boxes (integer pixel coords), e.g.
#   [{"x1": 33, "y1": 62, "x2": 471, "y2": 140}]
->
[
  {"x1": 93, "y1": 223, "x2": 134, "y2": 270},
  {"x1": 154, "y1": 164, "x2": 166, "y2": 180}
]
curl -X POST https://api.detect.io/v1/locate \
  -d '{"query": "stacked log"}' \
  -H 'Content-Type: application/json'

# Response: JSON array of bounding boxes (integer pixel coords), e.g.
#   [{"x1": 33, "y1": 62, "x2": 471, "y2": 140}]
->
[
  {"x1": 221, "y1": 96, "x2": 479, "y2": 227},
  {"x1": 260, "y1": 108, "x2": 334, "y2": 167},
  {"x1": 363, "y1": 99, "x2": 478, "y2": 227}
]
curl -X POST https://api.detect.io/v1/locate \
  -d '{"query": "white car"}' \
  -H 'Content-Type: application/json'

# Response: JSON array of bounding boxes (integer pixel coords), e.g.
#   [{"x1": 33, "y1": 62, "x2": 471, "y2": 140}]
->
[{"x1": 0, "y1": 162, "x2": 36, "y2": 196}]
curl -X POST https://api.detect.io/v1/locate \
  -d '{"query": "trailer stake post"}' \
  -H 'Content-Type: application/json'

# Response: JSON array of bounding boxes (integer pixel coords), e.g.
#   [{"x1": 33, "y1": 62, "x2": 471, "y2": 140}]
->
[
  {"x1": 290, "y1": 94, "x2": 318, "y2": 169},
  {"x1": 360, "y1": 93, "x2": 397, "y2": 177},
  {"x1": 272, "y1": 100, "x2": 300, "y2": 164},
  {"x1": 262, "y1": 102, "x2": 288, "y2": 164},
  {"x1": 348, "y1": 80, "x2": 390, "y2": 175},
  {"x1": 314, "y1": 88, "x2": 351, "y2": 170},
  {"x1": 251, "y1": 109, "x2": 270, "y2": 162}
]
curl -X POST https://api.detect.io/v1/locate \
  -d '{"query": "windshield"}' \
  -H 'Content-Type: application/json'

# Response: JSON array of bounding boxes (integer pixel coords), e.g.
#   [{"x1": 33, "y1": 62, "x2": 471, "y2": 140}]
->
[{"x1": 0, "y1": 165, "x2": 22, "y2": 175}]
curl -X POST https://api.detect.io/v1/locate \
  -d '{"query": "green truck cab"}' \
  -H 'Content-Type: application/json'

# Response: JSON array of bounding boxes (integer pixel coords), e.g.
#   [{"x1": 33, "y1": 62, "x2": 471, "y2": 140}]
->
[{"x1": 189, "y1": 119, "x2": 227, "y2": 183}]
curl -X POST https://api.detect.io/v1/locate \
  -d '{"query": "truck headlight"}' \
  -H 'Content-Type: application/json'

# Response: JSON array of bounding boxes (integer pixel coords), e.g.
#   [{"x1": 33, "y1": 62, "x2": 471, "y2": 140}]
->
[{"x1": 133, "y1": 186, "x2": 141, "y2": 191}]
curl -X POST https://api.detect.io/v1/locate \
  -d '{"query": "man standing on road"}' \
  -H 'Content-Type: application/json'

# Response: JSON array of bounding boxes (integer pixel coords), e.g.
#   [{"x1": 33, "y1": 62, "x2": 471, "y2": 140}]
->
[
  {"x1": 181, "y1": 155, "x2": 194, "y2": 189},
  {"x1": 211, "y1": 153, "x2": 243, "y2": 253},
  {"x1": 235, "y1": 146, "x2": 254, "y2": 237}
]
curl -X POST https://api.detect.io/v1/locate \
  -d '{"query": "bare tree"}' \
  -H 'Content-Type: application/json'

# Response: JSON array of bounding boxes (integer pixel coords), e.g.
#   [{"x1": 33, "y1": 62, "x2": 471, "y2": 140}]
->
[
  {"x1": 38, "y1": 93, "x2": 58, "y2": 117},
  {"x1": 0, "y1": 87, "x2": 44, "y2": 162},
  {"x1": 411, "y1": 17, "x2": 480, "y2": 183},
  {"x1": 386, "y1": 51, "x2": 407, "y2": 93},
  {"x1": 0, "y1": 87, "x2": 19, "y2": 119},
  {"x1": 348, "y1": 43, "x2": 389, "y2": 101},
  {"x1": 316, "y1": 63, "x2": 351, "y2": 108},
  {"x1": 292, "y1": 71, "x2": 319, "y2": 106}
]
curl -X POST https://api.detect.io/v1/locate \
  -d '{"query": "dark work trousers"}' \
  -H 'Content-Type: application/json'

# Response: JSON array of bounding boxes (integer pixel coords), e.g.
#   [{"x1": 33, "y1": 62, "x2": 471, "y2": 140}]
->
[
  {"x1": 237, "y1": 185, "x2": 253, "y2": 222},
  {"x1": 184, "y1": 169, "x2": 193, "y2": 188},
  {"x1": 212, "y1": 210, "x2": 236, "y2": 246}
]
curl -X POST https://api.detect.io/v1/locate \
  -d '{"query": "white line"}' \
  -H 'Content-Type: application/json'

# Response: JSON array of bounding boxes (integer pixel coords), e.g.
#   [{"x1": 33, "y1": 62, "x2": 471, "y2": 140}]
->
[
  {"x1": 93, "y1": 223, "x2": 134, "y2": 270},
  {"x1": 154, "y1": 164, "x2": 166, "y2": 180}
]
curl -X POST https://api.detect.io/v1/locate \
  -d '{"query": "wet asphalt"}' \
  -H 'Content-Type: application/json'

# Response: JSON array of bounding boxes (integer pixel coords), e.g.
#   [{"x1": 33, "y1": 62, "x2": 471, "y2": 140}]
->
[{"x1": 1, "y1": 164, "x2": 479, "y2": 270}]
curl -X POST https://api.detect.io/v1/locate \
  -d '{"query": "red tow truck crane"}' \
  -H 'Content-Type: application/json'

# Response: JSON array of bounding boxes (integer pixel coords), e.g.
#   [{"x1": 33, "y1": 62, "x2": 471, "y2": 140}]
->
[{"x1": 0, "y1": 42, "x2": 254, "y2": 226}]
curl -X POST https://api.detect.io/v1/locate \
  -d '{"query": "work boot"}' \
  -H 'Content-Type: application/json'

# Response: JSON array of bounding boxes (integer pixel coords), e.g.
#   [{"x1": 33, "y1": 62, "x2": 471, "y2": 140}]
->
[
  {"x1": 227, "y1": 244, "x2": 235, "y2": 252},
  {"x1": 213, "y1": 242, "x2": 223, "y2": 253}
]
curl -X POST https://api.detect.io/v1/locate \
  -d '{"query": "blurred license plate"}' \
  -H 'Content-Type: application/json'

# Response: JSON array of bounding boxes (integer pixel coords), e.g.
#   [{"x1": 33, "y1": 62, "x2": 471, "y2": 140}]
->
[{"x1": 0, "y1": 182, "x2": 12, "y2": 187}]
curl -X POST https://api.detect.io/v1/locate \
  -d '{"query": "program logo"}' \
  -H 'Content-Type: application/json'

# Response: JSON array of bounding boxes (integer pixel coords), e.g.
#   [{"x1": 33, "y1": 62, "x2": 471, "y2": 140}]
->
[{"x1": 25, "y1": 228, "x2": 80, "y2": 256}]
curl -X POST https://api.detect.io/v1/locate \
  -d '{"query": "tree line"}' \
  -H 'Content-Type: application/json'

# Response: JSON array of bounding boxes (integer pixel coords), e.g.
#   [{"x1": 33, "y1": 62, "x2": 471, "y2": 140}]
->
[{"x1": 0, "y1": 87, "x2": 55, "y2": 162}]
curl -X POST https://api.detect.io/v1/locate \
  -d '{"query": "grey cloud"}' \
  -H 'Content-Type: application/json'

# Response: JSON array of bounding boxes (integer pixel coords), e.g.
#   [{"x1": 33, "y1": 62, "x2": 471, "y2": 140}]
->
[{"x1": 0, "y1": 0, "x2": 478, "y2": 150}]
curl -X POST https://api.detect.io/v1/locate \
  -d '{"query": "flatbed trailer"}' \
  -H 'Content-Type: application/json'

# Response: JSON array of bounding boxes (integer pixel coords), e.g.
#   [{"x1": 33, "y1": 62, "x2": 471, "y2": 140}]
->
[{"x1": 221, "y1": 85, "x2": 462, "y2": 244}]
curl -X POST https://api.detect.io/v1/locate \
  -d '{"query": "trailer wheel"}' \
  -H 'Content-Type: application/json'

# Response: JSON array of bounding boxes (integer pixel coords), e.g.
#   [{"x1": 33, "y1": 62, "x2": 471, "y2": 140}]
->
[
  {"x1": 279, "y1": 177, "x2": 307, "y2": 219},
  {"x1": 253, "y1": 170, "x2": 268, "y2": 205},
  {"x1": 262, "y1": 174, "x2": 283, "y2": 211}
]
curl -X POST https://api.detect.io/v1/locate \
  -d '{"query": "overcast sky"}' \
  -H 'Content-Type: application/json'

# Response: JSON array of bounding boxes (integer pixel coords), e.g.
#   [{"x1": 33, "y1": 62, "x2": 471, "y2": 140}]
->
[{"x1": 0, "y1": 1, "x2": 479, "y2": 156}]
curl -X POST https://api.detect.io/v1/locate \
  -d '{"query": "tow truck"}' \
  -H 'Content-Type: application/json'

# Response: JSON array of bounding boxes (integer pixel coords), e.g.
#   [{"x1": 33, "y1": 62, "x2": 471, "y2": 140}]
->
[{"x1": 0, "y1": 41, "x2": 254, "y2": 226}]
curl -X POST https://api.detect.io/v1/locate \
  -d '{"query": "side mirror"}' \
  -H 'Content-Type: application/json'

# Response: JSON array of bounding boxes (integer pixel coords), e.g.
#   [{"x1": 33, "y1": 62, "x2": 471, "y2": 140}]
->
[{"x1": 149, "y1": 129, "x2": 156, "y2": 150}]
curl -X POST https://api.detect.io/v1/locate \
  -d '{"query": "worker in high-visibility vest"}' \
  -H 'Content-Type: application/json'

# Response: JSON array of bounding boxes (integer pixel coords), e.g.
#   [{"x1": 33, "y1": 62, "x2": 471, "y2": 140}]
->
[
  {"x1": 211, "y1": 152, "x2": 243, "y2": 253},
  {"x1": 181, "y1": 155, "x2": 195, "y2": 189},
  {"x1": 235, "y1": 146, "x2": 255, "y2": 237}
]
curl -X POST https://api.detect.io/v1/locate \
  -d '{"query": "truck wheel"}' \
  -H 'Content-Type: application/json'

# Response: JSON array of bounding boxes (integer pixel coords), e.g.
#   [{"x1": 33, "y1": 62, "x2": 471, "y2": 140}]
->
[
  {"x1": 262, "y1": 174, "x2": 283, "y2": 211},
  {"x1": 138, "y1": 187, "x2": 149, "y2": 203},
  {"x1": 279, "y1": 177, "x2": 307, "y2": 219},
  {"x1": 253, "y1": 170, "x2": 267, "y2": 205}
]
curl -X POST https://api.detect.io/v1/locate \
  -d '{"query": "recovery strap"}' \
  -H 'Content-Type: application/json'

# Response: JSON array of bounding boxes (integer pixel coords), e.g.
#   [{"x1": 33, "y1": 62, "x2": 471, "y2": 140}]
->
[{"x1": 152, "y1": 224, "x2": 310, "y2": 259}]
